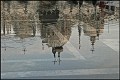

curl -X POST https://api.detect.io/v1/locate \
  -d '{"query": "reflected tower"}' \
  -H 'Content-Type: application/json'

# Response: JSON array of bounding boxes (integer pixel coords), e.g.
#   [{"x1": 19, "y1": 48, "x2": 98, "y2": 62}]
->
[
  {"x1": 40, "y1": 22, "x2": 71, "y2": 64},
  {"x1": 82, "y1": 5, "x2": 105, "y2": 54},
  {"x1": 39, "y1": 7, "x2": 72, "y2": 64}
]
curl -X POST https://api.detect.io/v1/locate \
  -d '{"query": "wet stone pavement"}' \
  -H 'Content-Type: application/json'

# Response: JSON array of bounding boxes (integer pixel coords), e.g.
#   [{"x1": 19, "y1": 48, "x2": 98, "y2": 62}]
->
[{"x1": 1, "y1": 1, "x2": 119, "y2": 79}]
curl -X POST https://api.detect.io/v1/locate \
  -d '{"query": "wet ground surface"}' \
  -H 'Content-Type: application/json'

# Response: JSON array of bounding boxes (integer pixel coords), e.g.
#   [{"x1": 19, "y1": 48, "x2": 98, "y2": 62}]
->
[{"x1": 1, "y1": 1, "x2": 119, "y2": 79}]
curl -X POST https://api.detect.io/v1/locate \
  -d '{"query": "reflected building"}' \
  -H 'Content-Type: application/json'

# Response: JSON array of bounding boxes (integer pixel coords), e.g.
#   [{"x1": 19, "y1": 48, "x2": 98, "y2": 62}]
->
[
  {"x1": 82, "y1": 6, "x2": 105, "y2": 53},
  {"x1": 40, "y1": 20, "x2": 71, "y2": 64},
  {"x1": 12, "y1": 21, "x2": 36, "y2": 39},
  {"x1": 4, "y1": 13, "x2": 36, "y2": 55},
  {"x1": 1, "y1": 1, "x2": 38, "y2": 54},
  {"x1": 1, "y1": 1, "x2": 116, "y2": 57},
  {"x1": 1, "y1": 1, "x2": 12, "y2": 35},
  {"x1": 39, "y1": 7, "x2": 72, "y2": 64},
  {"x1": 103, "y1": 1, "x2": 119, "y2": 15},
  {"x1": 83, "y1": 23, "x2": 104, "y2": 53},
  {"x1": 1, "y1": 1, "x2": 37, "y2": 38},
  {"x1": 9, "y1": 10, "x2": 36, "y2": 39},
  {"x1": 39, "y1": 8, "x2": 59, "y2": 23},
  {"x1": 1, "y1": 1, "x2": 36, "y2": 54},
  {"x1": 97, "y1": 1, "x2": 119, "y2": 21},
  {"x1": 36, "y1": 1, "x2": 61, "y2": 23}
]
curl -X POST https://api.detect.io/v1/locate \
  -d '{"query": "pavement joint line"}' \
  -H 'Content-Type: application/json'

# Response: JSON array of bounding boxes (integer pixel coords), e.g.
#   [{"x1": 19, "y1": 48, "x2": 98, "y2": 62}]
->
[
  {"x1": 1, "y1": 58, "x2": 80, "y2": 63},
  {"x1": 1, "y1": 68, "x2": 119, "y2": 78}
]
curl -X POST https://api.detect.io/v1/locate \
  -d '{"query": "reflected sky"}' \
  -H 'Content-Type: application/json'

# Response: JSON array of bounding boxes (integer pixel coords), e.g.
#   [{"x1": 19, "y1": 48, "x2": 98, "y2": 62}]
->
[{"x1": 1, "y1": 1, "x2": 119, "y2": 78}]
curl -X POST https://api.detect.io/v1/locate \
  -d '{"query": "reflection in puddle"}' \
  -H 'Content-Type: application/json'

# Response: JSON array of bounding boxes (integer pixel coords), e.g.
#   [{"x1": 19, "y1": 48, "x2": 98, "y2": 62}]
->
[{"x1": 1, "y1": 1, "x2": 119, "y2": 65}]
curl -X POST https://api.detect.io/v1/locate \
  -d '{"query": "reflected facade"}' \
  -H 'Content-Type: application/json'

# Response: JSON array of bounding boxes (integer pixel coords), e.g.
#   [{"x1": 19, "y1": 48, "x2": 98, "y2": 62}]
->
[{"x1": 1, "y1": 1, "x2": 119, "y2": 59}]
